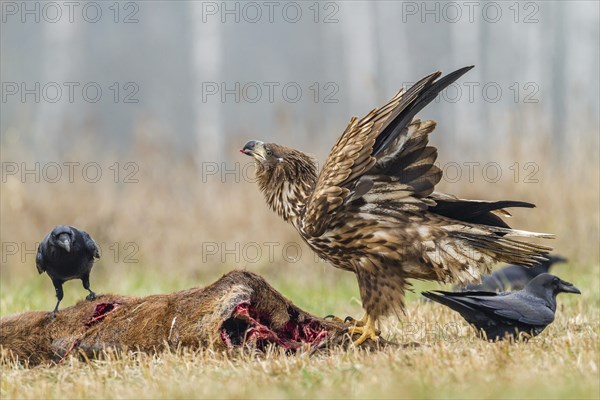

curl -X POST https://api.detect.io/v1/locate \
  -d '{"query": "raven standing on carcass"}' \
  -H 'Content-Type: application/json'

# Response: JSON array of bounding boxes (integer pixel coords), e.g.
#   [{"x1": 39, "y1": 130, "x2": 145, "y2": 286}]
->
[{"x1": 36, "y1": 225, "x2": 101, "y2": 316}]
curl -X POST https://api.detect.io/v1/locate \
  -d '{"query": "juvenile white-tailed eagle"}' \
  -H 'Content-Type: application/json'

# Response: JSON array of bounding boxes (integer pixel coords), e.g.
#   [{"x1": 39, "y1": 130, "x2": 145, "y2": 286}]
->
[{"x1": 240, "y1": 66, "x2": 552, "y2": 345}]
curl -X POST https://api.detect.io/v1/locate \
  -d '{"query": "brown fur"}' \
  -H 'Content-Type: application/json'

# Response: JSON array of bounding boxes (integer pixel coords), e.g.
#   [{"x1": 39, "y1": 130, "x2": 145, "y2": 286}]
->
[{"x1": 0, "y1": 271, "x2": 382, "y2": 367}]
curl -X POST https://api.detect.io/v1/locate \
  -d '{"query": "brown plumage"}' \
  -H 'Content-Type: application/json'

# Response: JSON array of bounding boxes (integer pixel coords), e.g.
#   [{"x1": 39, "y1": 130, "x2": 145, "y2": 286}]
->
[{"x1": 241, "y1": 66, "x2": 552, "y2": 344}]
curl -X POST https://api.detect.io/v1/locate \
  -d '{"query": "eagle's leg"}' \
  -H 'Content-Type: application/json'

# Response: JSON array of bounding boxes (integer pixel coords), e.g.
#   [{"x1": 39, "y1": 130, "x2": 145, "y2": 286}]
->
[{"x1": 344, "y1": 314, "x2": 379, "y2": 345}]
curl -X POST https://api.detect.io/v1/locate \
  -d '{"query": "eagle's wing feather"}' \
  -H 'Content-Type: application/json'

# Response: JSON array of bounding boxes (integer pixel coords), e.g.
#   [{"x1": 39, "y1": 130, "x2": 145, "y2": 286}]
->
[
  {"x1": 304, "y1": 68, "x2": 473, "y2": 237},
  {"x1": 302, "y1": 97, "x2": 400, "y2": 237}
]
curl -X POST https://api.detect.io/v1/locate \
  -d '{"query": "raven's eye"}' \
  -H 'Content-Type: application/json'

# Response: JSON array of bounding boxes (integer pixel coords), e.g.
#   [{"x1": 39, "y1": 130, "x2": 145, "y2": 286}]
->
[{"x1": 553, "y1": 277, "x2": 559, "y2": 283}]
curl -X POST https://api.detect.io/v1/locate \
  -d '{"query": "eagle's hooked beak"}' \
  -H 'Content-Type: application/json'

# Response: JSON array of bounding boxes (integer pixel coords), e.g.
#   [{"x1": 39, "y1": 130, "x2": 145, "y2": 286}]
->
[
  {"x1": 57, "y1": 233, "x2": 71, "y2": 253},
  {"x1": 240, "y1": 140, "x2": 266, "y2": 161}
]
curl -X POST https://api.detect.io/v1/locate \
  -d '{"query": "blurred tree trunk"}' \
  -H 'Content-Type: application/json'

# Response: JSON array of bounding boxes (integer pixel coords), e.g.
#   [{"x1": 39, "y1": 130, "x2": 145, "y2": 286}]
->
[
  {"x1": 191, "y1": 3, "x2": 224, "y2": 165},
  {"x1": 551, "y1": 2, "x2": 567, "y2": 154},
  {"x1": 34, "y1": 20, "x2": 78, "y2": 159}
]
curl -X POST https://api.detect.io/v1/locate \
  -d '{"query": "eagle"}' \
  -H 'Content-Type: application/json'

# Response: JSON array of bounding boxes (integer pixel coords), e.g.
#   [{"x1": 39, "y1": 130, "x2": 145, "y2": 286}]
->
[{"x1": 240, "y1": 66, "x2": 552, "y2": 345}]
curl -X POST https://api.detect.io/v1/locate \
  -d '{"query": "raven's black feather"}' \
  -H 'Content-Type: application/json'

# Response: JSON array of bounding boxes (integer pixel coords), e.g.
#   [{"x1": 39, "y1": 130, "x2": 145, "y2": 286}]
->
[
  {"x1": 36, "y1": 225, "x2": 101, "y2": 315},
  {"x1": 423, "y1": 273, "x2": 579, "y2": 341},
  {"x1": 430, "y1": 199, "x2": 535, "y2": 230}
]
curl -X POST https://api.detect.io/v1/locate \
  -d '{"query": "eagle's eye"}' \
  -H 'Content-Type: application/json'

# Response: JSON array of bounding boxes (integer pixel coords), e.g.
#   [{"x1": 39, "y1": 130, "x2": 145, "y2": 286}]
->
[{"x1": 266, "y1": 149, "x2": 272, "y2": 156}]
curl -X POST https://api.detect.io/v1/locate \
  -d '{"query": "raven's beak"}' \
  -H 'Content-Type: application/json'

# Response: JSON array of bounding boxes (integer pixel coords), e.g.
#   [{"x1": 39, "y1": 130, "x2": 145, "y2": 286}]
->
[
  {"x1": 559, "y1": 279, "x2": 581, "y2": 294},
  {"x1": 57, "y1": 234, "x2": 71, "y2": 253},
  {"x1": 551, "y1": 255, "x2": 568, "y2": 264},
  {"x1": 240, "y1": 140, "x2": 266, "y2": 161}
]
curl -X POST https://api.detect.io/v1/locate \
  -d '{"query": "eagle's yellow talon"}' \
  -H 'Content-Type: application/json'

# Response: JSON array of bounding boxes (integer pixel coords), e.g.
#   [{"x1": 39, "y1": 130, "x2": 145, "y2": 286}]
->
[{"x1": 344, "y1": 315, "x2": 379, "y2": 346}]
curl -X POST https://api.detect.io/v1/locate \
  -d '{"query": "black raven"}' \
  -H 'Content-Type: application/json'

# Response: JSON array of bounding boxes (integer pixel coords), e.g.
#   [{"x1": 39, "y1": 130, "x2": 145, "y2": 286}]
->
[
  {"x1": 457, "y1": 254, "x2": 568, "y2": 292},
  {"x1": 36, "y1": 225, "x2": 101, "y2": 315},
  {"x1": 422, "y1": 273, "x2": 580, "y2": 341}
]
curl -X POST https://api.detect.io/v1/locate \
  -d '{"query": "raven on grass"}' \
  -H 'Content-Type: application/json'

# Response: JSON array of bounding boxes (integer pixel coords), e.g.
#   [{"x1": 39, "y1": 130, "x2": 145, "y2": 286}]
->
[{"x1": 423, "y1": 273, "x2": 580, "y2": 341}]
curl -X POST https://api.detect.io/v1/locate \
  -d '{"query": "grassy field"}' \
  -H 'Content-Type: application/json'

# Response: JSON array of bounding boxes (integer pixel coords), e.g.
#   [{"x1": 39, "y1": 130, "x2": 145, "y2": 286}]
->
[
  {"x1": 1, "y1": 141, "x2": 599, "y2": 399},
  {"x1": 1, "y1": 265, "x2": 598, "y2": 399}
]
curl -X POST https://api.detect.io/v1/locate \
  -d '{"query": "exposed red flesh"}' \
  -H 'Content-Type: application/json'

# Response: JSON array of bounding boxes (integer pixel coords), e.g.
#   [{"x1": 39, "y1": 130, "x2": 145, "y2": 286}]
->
[
  {"x1": 85, "y1": 302, "x2": 121, "y2": 327},
  {"x1": 220, "y1": 302, "x2": 329, "y2": 351}
]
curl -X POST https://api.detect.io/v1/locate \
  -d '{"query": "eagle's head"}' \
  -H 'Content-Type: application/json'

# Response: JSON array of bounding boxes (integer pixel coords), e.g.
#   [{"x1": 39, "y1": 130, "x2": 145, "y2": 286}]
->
[
  {"x1": 240, "y1": 140, "x2": 317, "y2": 222},
  {"x1": 240, "y1": 140, "x2": 317, "y2": 181},
  {"x1": 240, "y1": 140, "x2": 287, "y2": 169}
]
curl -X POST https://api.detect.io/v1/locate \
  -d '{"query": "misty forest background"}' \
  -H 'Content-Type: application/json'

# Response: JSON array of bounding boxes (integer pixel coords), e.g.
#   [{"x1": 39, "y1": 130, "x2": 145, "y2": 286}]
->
[{"x1": 1, "y1": 1, "x2": 599, "y2": 316}]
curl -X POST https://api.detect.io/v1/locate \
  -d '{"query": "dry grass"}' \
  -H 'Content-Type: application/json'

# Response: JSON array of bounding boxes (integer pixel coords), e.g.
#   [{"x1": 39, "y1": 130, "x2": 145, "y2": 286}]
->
[
  {"x1": 1, "y1": 135, "x2": 599, "y2": 399},
  {"x1": 1, "y1": 293, "x2": 598, "y2": 399}
]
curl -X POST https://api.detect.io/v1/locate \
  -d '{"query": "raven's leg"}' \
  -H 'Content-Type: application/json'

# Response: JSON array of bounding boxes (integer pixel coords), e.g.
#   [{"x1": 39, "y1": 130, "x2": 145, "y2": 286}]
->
[
  {"x1": 82, "y1": 273, "x2": 96, "y2": 300},
  {"x1": 51, "y1": 279, "x2": 64, "y2": 316}
]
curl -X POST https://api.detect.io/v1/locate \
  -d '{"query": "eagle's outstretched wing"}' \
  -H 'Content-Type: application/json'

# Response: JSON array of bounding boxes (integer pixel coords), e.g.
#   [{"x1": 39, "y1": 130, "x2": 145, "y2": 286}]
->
[{"x1": 303, "y1": 67, "x2": 474, "y2": 237}]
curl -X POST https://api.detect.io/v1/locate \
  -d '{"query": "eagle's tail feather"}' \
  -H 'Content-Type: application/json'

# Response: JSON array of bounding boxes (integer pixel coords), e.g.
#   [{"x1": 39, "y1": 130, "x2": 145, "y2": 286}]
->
[
  {"x1": 422, "y1": 224, "x2": 552, "y2": 285},
  {"x1": 429, "y1": 198, "x2": 538, "y2": 231},
  {"x1": 454, "y1": 232, "x2": 552, "y2": 268}
]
